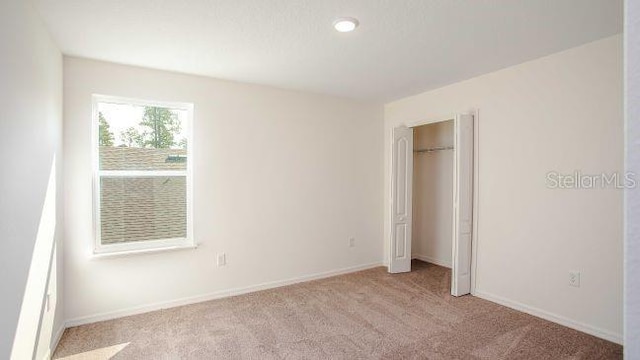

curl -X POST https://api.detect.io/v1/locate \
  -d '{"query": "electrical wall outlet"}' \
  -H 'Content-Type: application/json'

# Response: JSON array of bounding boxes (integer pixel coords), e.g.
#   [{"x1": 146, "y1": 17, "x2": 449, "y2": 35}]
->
[
  {"x1": 569, "y1": 271, "x2": 580, "y2": 287},
  {"x1": 217, "y1": 253, "x2": 226, "y2": 267},
  {"x1": 349, "y1": 237, "x2": 355, "y2": 247}
]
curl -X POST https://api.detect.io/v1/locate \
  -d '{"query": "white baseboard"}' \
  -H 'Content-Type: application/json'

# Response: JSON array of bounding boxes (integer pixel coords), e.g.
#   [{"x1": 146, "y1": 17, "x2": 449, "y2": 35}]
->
[
  {"x1": 46, "y1": 325, "x2": 65, "y2": 360},
  {"x1": 474, "y1": 290, "x2": 623, "y2": 345},
  {"x1": 61, "y1": 263, "x2": 622, "y2": 349},
  {"x1": 65, "y1": 262, "x2": 384, "y2": 328},
  {"x1": 412, "y1": 254, "x2": 452, "y2": 268}
]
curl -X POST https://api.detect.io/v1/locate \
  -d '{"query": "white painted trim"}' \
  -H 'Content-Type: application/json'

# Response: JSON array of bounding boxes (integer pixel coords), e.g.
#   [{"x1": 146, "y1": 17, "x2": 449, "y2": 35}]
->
[
  {"x1": 91, "y1": 243, "x2": 198, "y2": 259},
  {"x1": 92, "y1": 94, "x2": 193, "y2": 110},
  {"x1": 93, "y1": 237, "x2": 194, "y2": 255},
  {"x1": 470, "y1": 109, "x2": 480, "y2": 296},
  {"x1": 99, "y1": 170, "x2": 187, "y2": 177},
  {"x1": 91, "y1": 94, "x2": 195, "y2": 255},
  {"x1": 405, "y1": 113, "x2": 457, "y2": 128},
  {"x1": 474, "y1": 290, "x2": 623, "y2": 345},
  {"x1": 47, "y1": 325, "x2": 65, "y2": 360},
  {"x1": 412, "y1": 254, "x2": 452, "y2": 268},
  {"x1": 65, "y1": 262, "x2": 384, "y2": 327}
]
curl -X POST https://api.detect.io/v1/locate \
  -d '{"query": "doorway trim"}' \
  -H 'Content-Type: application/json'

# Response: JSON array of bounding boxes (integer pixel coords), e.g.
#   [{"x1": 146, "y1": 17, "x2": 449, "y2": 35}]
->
[{"x1": 388, "y1": 110, "x2": 480, "y2": 296}]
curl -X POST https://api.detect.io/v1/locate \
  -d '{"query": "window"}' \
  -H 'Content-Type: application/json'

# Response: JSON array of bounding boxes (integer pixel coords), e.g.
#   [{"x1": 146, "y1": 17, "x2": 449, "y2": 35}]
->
[{"x1": 92, "y1": 95, "x2": 194, "y2": 254}]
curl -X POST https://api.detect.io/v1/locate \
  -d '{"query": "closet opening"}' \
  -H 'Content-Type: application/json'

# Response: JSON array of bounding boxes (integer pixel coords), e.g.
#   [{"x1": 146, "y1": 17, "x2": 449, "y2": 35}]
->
[
  {"x1": 412, "y1": 120, "x2": 455, "y2": 270},
  {"x1": 389, "y1": 114, "x2": 475, "y2": 297}
]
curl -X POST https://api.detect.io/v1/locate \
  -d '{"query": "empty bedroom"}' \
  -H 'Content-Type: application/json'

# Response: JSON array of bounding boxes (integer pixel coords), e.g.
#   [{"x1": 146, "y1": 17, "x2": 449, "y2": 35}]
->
[{"x1": 2, "y1": 0, "x2": 639, "y2": 359}]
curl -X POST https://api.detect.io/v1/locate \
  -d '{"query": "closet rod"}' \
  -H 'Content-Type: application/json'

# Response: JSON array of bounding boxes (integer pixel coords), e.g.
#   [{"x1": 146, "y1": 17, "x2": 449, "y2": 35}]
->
[{"x1": 414, "y1": 146, "x2": 454, "y2": 154}]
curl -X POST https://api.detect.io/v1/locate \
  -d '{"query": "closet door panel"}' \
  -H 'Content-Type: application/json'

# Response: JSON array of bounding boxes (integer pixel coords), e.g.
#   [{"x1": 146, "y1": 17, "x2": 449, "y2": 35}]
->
[
  {"x1": 389, "y1": 125, "x2": 413, "y2": 273},
  {"x1": 452, "y1": 114, "x2": 474, "y2": 296}
]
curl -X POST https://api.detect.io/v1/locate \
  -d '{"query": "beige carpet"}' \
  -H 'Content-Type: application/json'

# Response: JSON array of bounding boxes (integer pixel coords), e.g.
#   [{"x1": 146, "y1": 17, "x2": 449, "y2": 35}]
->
[{"x1": 53, "y1": 261, "x2": 622, "y2": 359}]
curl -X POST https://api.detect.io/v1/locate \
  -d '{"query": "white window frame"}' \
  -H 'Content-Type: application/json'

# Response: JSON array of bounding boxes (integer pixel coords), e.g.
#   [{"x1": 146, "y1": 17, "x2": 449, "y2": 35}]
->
[{"x1": 92, "y1": 94, "x2": 195, "y2": 255}]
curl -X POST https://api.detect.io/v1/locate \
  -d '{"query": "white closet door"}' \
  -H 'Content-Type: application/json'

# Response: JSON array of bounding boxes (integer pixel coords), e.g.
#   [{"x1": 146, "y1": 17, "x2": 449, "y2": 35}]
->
[
  {"x1": 389, "y1": 125, "x2": 413, "y2": 273},
  {"x1": 452, "y1": 114, "x2": 474, "y2": 296}
]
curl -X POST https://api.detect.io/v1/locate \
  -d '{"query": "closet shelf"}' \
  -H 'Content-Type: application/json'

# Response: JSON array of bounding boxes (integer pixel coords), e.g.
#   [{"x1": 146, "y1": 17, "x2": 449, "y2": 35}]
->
[{"x1": 414, "y1": 146, "x2": 454, "y2": 154}]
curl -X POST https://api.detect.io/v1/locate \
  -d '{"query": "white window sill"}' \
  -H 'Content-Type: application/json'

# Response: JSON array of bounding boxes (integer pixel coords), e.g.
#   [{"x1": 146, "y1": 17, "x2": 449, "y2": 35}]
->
[{"x1": 91, "y1": 243, "x2": 198, "y2": 259}]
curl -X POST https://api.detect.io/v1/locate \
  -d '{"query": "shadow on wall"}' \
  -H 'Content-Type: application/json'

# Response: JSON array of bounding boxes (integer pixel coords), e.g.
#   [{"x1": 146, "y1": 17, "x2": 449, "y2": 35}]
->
[{"x1": 11, "y1": 156, "x2": 60, "y2": 359}]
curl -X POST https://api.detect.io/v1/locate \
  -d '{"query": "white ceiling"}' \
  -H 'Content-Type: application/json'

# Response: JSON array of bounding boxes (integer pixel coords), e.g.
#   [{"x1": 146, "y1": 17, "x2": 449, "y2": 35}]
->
[{"x1": 34, "y1": 0, "x2": 622, "y2": 101}]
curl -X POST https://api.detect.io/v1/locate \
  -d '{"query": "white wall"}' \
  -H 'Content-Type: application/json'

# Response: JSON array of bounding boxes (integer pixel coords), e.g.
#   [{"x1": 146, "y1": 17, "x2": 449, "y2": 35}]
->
[
  {"x1": 63, "y1": 57, "x2": 384, "y2": 323},
  {"x1": 385, "y1": 35, "x2": 623, "y2": 343},
  {"x1": 412, "y1": 121, "x2": 454, "y2": 268},
  {"x1": 625, "y1": 0, "x2": 640, "y2": 356},
  {"x1": 0, "y1": 0, "x2": 63, "y2": 358}
]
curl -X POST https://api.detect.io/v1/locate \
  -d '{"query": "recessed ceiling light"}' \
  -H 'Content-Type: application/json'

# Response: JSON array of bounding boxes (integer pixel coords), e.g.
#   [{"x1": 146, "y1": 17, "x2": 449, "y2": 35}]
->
[{"x1": 333, "y1": 17, "x2": 359, "y2": 33}]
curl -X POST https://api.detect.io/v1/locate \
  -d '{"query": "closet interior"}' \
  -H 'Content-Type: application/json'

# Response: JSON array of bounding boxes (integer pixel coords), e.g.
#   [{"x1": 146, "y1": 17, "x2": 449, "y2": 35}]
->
[{"x1": 412, "y1": 120, "x2": 454, "y2": 268}]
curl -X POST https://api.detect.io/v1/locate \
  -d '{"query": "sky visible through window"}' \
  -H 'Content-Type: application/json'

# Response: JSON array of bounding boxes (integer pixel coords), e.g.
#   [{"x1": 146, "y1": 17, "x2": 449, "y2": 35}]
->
[{"x1": 98, "y1": 102, "x2": 188, "y2": 149}]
